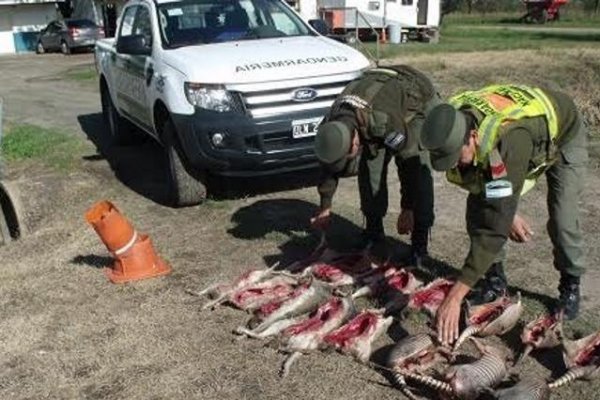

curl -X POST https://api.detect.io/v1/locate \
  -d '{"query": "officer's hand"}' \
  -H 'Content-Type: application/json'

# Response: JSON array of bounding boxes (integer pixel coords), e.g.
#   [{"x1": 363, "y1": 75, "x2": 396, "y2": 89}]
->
[
  {"x1": 311, "y1": 208, "x2": 331, "y2": 230},
  {"x1": 435, "y1": 282, "x2": 470, "y2": 346},
  {"x1": 397, "y1": 209, "x2": 414, "y2": 235},
  {"x1": 510, "y1": 214, "x2": 534, "y2": 243}
]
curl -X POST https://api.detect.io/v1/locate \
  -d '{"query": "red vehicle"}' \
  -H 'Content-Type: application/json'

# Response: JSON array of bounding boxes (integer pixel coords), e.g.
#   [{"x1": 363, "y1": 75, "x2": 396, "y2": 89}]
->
[{"x1": 521, "y1": 0, "x2": 568, "y2": 24}]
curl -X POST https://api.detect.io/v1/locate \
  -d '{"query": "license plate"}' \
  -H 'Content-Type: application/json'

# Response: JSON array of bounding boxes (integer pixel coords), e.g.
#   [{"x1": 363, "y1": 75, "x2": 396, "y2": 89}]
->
[{"x1": 292, "y1": 117, "x2": 323, "y2": 139}]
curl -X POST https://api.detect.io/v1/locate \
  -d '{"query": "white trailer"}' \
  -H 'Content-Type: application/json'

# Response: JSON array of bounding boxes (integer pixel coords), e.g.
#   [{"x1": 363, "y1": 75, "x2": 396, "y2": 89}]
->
[{"x1": 288, "y1": 0, "x2": 441, "y2": 42}]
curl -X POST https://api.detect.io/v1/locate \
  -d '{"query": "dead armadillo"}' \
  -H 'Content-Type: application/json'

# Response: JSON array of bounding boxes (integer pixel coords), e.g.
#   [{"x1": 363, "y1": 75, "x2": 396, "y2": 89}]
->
[
  {"x1": 405, "y1": 338, "x2": 508, "y2": 400},
  {"x1": 406, "y1": 278, "x2": 455, "y2": 317},
  {"x1": 549, "y1": 330, "x2": 600, "y2": 390},
  {"x1": 382, "y1": 333, "x2": 450, "y2": 400},
  {"x1": 445, "y1": 338, "x2": 509, "y2": 400},
  {"x1": 322, "y1": 308, "x2": 393, "y2": 363},
  {"x1": 236, "y1": 279, "x2": 331, "y2": 338},
  {"x1": 352, "y1": 267, "x2": 422, "y2": 300},
  {"x1": 515, "y1": 311, "x2": 564, "y2": 366},
  {"x1": 227, "y1": 276, "x2": 298, "y2": 311},
  {"x1": 278, "y1": 296, "x2": 356, "y2": 377},
  {"x1": 453, "y1": 292, "x2": 523, "y2": 352},
  {"x1": 491, "y1": 376, "x2": 550, "y2": 400},
  {"x1": 190, "y1": 262, "x2": 282, "y2": 310}
]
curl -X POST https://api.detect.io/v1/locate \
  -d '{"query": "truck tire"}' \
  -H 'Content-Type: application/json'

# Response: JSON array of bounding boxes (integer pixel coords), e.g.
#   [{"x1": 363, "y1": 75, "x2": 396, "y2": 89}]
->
[
  {"x1": 0, "y1": 203, "x2": 10, "y2": 247},
  {"x1": 100, "y1": 82, "x2": 137, "y2": 146},
  {"x1": 163, "y1": 119, "x2": 207, "y2": 207}
]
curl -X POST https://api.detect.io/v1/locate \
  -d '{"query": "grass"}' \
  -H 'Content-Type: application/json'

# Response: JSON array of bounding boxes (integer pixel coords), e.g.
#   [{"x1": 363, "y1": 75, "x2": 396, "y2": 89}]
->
[
  {"x1": 65, "y1": 65, "x2": 98, "y2": 82},
  {"x1": 1, "y1": 124, "x2": 85, "y2": 171},
  {"x1": 360, "y1": 22, "x2": 600, "y2": 59}
]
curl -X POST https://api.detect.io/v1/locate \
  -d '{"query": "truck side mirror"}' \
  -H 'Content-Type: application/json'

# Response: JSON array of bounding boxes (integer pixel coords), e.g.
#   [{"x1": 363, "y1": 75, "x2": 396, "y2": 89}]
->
[
  {"x1": 116, "y1": 34, "x2": 151, "y2": 56},
  {"x1": 308, "y1": 19, "x2": 331, "y2": 36}
]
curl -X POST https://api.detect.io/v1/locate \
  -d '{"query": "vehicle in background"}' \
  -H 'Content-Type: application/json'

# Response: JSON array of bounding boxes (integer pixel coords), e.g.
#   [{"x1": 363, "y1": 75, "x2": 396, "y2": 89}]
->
[
  {"x1": 520, "y1": 0, "x2": 568, "y2": 24},
  {"x1": 94, "y1": 0, "x2": 371, "y2": 207},
  {"x1": 36, "y1": 18, "x2": 105, "y2": 55}
]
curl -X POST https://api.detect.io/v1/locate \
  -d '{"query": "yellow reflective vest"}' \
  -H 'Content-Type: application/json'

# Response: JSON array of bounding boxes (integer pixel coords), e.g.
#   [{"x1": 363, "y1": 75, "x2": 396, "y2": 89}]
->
[{"x1": 446, "y1": 84, "x2": 560, "y2": 195}]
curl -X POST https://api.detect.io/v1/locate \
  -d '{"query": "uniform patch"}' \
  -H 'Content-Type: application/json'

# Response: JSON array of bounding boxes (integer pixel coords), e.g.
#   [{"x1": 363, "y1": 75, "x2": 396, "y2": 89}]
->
[
  {"x1": 489, "y1": 148, "x2": 507, "y2": 179},
  {"x1": 485, "y1": 179, "x2": 513, "y2": 199}
]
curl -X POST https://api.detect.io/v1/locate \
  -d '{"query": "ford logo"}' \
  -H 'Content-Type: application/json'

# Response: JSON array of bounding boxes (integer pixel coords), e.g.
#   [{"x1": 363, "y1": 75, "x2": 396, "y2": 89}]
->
[{"x1": 291, "y1": 88, "x2": 318, "y2": 102}]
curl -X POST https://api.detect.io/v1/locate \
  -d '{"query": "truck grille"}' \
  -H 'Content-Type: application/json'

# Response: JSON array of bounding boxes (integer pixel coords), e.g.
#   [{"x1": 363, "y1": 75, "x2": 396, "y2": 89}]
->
[{"x1": 226, "y1": 71, "x2": 360, "y2": 119}]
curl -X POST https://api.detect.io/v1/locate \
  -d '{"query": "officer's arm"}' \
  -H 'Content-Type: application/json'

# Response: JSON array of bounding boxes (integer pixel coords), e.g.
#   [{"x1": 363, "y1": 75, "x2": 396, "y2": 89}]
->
[
  {"x1": 317, "y1": 166, "x2": 339, "y2": 210},
  {"x1": 396, "y1": 155, "x2": 420, "y2": 210},
  {"x1": 459, "y1": 129, "x2": 534, "y2": 287}
]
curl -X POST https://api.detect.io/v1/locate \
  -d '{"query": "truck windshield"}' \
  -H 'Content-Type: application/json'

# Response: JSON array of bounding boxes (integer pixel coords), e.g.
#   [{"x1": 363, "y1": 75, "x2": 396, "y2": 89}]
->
[{"x1": 157, "y1": 0, "x2": 313, "y2": 48}]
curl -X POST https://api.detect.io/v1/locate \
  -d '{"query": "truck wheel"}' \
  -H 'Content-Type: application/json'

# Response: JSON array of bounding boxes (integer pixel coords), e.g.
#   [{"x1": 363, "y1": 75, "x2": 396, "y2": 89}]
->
[
  {"x1": 100, "y1": 83, "x2": 137, "y2": 146},
  {"x1": 0, "y1": 205, "x2": 10, "y2": 246},
  {"x1": 36, "y1": 41, "x2": 45, "y2": 54},
  {"x1": 163, "y1": 119, "x2": 207, "y2": 207},
  {"x1": 60, "y1": 41, "x2": 71, "y2": 55}
]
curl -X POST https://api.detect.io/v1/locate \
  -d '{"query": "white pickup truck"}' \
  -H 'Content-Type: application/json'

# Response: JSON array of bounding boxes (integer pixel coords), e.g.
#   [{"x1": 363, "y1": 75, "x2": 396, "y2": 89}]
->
[{"x1": 94, "y1": 0, "x2": 371, "y2": 206}]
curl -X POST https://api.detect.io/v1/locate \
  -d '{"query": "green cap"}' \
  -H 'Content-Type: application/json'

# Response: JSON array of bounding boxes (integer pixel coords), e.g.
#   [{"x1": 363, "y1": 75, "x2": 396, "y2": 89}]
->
[
  {"x1": 314, "y1": 121, "x2": 353, "y2": 172},
  {"x1": 420, "y1": 104, "x2": 467, "y2": 171}
]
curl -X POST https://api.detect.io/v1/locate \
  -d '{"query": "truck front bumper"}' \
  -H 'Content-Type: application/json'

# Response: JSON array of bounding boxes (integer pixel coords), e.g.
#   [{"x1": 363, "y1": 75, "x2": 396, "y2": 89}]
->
[{"x1": 171, "y1": 108, "x2": 326, "y2": 177}]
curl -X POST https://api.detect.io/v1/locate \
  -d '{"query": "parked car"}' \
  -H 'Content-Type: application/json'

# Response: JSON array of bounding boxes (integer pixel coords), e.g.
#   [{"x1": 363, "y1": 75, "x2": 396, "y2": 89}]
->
[{"x1": 36, "y1": 19, "x2": 105, "y2": 55}]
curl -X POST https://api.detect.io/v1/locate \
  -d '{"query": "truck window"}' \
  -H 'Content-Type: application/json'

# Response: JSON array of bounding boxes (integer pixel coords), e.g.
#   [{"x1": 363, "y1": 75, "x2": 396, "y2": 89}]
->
[
  {"x1": 133, "y1": 6, "x2": 153, "y2": 46},
  {"x1": 119, "y1": 6, "x2": 138, "y2": 37},
  {"x1": 119, "y1": 5, "x2": 153, "y2": 48},
  {"x1": 157, "y1": 0, "x2": 313, "y2": 49}
]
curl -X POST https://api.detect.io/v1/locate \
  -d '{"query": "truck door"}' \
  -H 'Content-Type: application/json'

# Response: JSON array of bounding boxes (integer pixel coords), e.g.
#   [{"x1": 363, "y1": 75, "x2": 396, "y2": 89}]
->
[
  {"x1": 417, "y1": 0, "x2": 428, "y2": 25},
  {"x1": 114, "y1": 4, "x2": 154, "y2": 130}
]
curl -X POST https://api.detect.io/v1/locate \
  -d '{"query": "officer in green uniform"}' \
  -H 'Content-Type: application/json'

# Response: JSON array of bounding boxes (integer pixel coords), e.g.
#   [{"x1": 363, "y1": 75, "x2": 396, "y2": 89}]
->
[
  {"x1": 311, "y1": 64, "x2": 442, "y2": 263},
  {"x1": 419, "y1": 84, "x2": 588, "y2": 345}
]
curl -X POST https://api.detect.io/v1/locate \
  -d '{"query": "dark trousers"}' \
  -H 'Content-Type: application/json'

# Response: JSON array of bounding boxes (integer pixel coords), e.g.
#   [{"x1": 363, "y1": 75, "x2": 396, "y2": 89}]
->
[{"x1": 356, "y1": 148, "x2": 435, "y2": 247}]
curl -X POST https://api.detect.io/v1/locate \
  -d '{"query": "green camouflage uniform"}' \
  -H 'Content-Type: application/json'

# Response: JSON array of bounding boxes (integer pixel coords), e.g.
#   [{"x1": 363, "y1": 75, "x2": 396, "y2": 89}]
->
[
  {"x1": 317, "y1": 65, "x2": 442, "y2": 247},
  {"x1": 453, "y1": 88, "x2": 588, "y2": 287}
]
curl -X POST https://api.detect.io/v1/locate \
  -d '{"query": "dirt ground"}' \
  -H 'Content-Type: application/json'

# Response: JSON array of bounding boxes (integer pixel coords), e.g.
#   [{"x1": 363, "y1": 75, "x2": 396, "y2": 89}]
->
[{"x1": 0, "y1": 48, "x2": 599, "y2": 400}]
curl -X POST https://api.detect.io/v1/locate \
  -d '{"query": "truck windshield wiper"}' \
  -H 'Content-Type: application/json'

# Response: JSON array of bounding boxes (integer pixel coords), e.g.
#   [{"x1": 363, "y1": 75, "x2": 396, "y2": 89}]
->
[{"x1": 167, "y1": 40, "x2": 205, "y2": 49}]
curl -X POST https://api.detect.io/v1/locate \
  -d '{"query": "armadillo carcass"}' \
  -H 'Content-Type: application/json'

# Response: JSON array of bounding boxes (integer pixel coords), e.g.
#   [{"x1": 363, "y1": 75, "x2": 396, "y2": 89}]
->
[
  {"x1": 406, "y1": 338, "x2": 508, "y2": 400},
  {"x1": 227, "y1": 276, "x2": 298, "y2": 311},
  {"x1": 383, "y1": 333, "x2": 449, "y2": 400},
  {"x1": 192, "y1": 262, "x2": 282, "y2": 310},
  {"x1": 352, "y1": 267, "x2": 422, "y2": 301},
  {"x1": 236, "y1": 280, "x2": 331, "y2": 338},
  {"x1": 406, "y1": 278, "x2": 455, "y2": 317},
  {"x1": 515, "y1": 311, "x2": 563, "y2": 365},
  {"x1": 278, "y1": 296, "x2": 356, "y2": 377},
  {"x1": 492, "y1": 376, "x2": 550, "y2": 400},
  {"x1": 322, "y1": 308, "x2": 393, "y2": 363},
  {"x1": 549, "y1": 330, "x2": 600, "y2": 389},
  {"x1": 453, "y1": 292, "x2": 523, "y2": 352}
]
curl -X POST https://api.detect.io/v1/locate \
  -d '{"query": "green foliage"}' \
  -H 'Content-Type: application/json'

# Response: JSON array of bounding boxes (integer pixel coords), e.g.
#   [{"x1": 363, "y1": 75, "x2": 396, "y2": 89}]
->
[{"x1": 1, "y1": 124, "x2": 84, "y2": 171}]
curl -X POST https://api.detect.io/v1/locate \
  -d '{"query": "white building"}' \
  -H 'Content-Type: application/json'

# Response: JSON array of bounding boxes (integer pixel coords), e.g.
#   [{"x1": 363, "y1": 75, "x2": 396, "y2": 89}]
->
[{"x1": 0, "y1": 0, "x2": 63, "y2": 54}]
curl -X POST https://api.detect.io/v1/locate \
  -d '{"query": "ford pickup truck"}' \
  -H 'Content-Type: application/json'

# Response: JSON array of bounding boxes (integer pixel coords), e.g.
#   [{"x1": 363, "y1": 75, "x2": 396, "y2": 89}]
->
[{"x1": 94, "y1": 0, "x2": 371, "y2": 206}]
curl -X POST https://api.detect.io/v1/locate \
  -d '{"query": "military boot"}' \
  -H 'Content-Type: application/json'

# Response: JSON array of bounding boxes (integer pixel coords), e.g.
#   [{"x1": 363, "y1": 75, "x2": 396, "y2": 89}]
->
[
  {"x1": 467, "y1": 263, "x2": 508, "y2": 305},
  {"x1": 556, "y1": 274, "x2": 581, "y2": 320},
  {"x1": 360, "y1": 217, "x2": 385, "y2": 248}
]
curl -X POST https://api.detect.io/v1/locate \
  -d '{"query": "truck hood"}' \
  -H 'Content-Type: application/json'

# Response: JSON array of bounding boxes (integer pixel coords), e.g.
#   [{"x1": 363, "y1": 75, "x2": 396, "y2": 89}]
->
[{"x1": 164, "y1": 36, "x2": 371, "y2": 84}]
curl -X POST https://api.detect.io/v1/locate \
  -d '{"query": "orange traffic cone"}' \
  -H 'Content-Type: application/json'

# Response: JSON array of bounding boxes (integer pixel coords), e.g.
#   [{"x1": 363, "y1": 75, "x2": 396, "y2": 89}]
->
[{"x1": 85, "y1": 200, "x2": 171, "y2": 283}]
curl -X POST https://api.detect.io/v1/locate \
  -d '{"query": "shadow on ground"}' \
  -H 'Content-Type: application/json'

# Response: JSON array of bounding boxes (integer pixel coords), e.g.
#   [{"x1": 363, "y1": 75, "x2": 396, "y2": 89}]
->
[
  {"x1": 71, "y1": 254, "x2": 113, "y2": 269},
  {"x1": 77, "y1": 113, "x2": 323, "y2": 206},
  {"x1": 227, "y1": 198, "x2": 458, "y2": 281}
]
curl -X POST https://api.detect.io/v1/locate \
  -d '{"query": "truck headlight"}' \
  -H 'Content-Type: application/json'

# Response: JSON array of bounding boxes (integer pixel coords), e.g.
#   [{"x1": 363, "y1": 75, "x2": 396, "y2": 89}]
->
[{"x1": 184, "y1": 83, "x2": 241, "y2": 113}]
